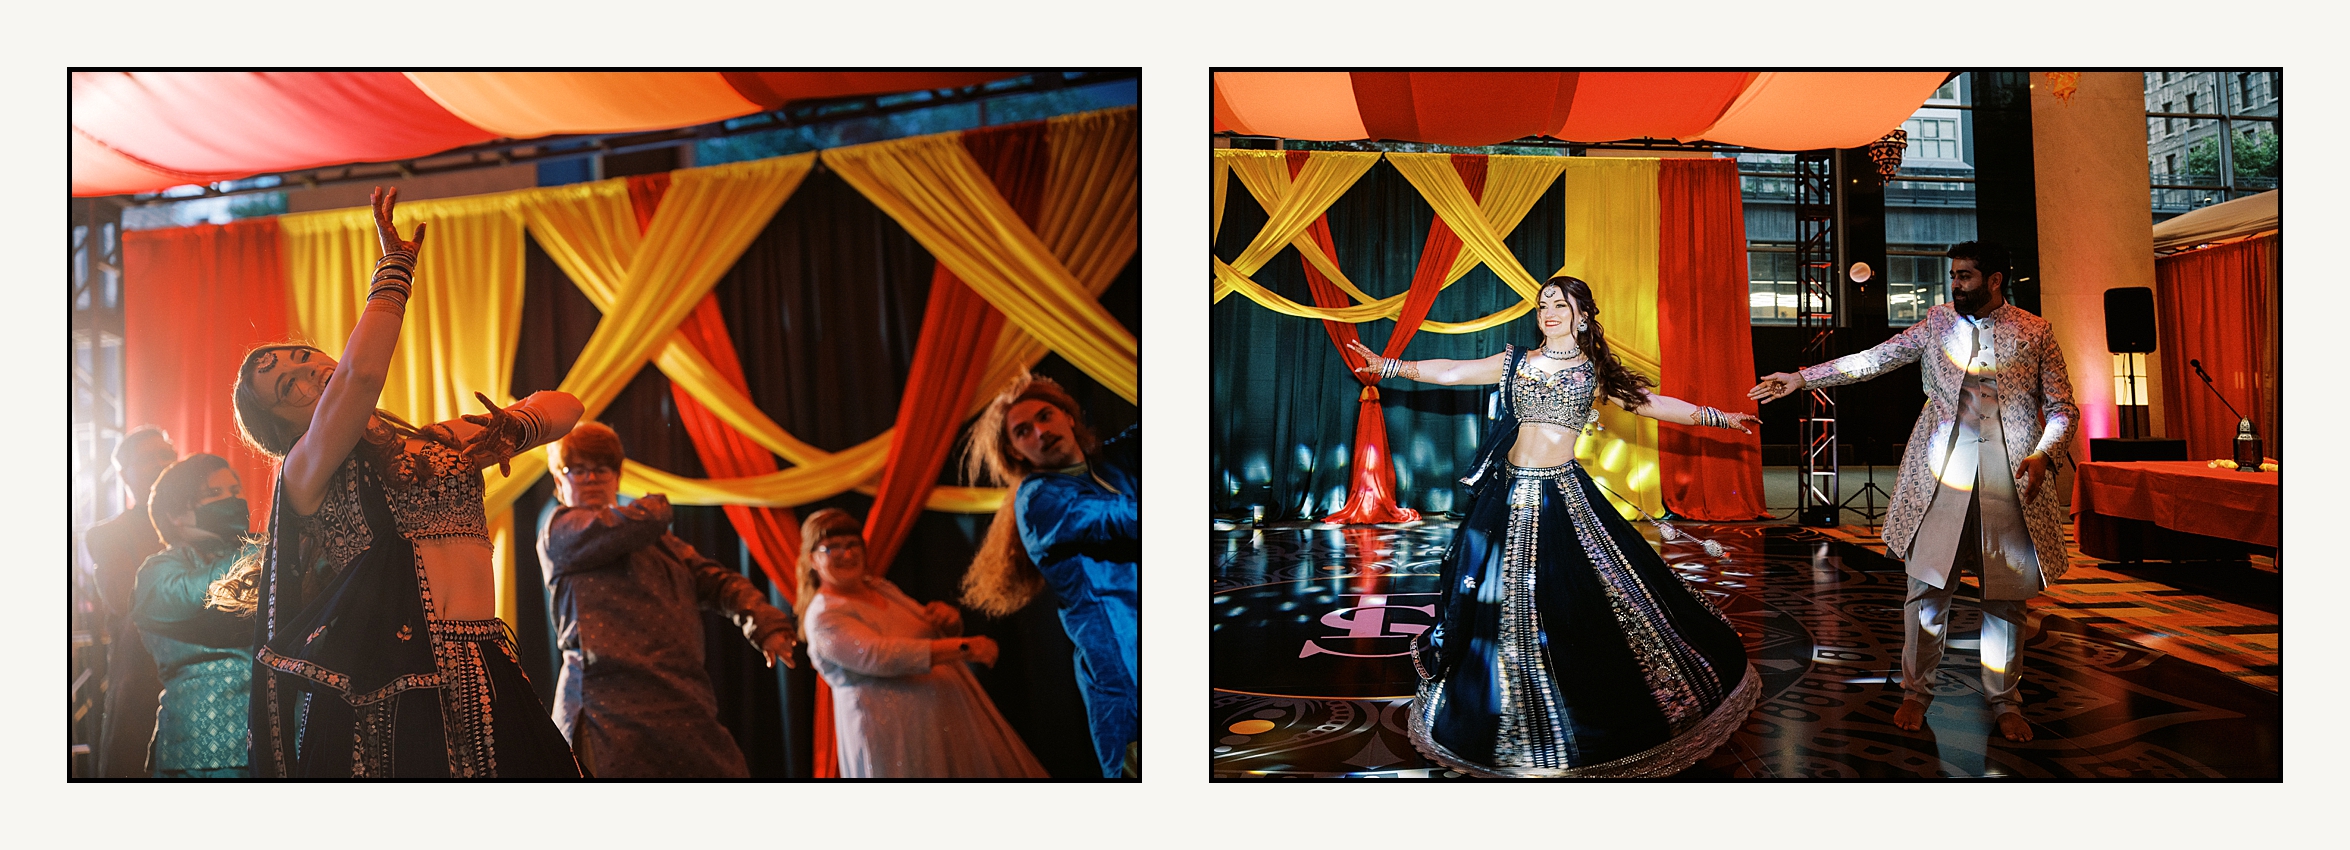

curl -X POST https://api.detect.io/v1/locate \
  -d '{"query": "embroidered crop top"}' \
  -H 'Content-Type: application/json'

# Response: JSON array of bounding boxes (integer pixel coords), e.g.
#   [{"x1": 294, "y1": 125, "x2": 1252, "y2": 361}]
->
[
  {"x1": 1512, "y1": 355, "x2": 1597, "y2": 430},
  {"x1": 382, "y1": 438, "x2": 489, "y2": 544},
  {"x1": 309, "y1": 435, "x2": 489, "y2": 576}
]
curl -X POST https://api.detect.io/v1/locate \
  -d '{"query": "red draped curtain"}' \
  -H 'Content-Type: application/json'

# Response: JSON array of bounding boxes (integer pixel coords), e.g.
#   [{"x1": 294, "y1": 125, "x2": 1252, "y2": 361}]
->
[
  {"x1": 862, "y1": 121, "x2": 1047, "y2": 576},
  {"x1": 1655, "y1": 159, "x2": 1768, "y2": 520},
  {"x1": 1307, "y1": 152, "x2": 1486, "y2": 524},
  {"x1": 2156, "y1": 234, "x2": 2280, "y2": 462},
  {"x1": 121, "y1": 219, "x2": 292, "y2": 524}
]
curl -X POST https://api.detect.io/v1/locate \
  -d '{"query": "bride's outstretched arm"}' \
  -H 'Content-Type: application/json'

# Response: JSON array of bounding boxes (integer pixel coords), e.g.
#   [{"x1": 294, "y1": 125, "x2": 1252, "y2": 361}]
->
[
  {"x1": 283, "y1": 187, "x2": 422, "y2": 513},
  {"x1": 1344, "y1": 339, "x2": 1506, "y2": 386},
  {"x1": 1628, "y1": 393, "x2": 1759, "y2": 434}
]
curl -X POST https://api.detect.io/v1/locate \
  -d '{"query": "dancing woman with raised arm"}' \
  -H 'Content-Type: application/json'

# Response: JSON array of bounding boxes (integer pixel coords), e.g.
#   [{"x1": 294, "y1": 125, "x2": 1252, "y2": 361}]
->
[
  {"x1": 1353, "y1": 275, "x2": 1761, "y2": 778},
  {"x1": 211, "y1": 188, "x2": 585, "y2": 778}
]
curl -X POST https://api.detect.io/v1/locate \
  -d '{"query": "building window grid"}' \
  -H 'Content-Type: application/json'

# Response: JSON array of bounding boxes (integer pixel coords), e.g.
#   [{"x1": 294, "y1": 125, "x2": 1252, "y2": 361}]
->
[{"x1": 2148, "y1": 71, "x2": 2281, "y2": 218}]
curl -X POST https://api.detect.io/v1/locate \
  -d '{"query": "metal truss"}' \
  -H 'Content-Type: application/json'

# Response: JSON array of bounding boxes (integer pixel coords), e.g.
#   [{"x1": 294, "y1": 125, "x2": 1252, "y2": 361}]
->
[
  {"x1": 1793, "y1": 151, "x2": 1841, "y2": 525},
  {"x1": 68, "y1": 199, "x2": 125, "y2": 777}
]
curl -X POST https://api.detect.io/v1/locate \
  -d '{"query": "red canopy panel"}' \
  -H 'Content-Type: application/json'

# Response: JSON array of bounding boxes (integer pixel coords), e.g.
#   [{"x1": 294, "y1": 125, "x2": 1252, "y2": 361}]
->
[
  {"x1": 71, "y1": 128, "x2": 220, "y2": 198},
  {"x1": 1212, "y1": 71, "x2": 1948, "y2": 150},
  {"x1": 1556, "y1": 72, "x2": 1756, "y2": 142},
  {"x1": 72, "y1": 71, "x2": 1036, "y2": 198},
  {"x1": 1349, "y1": 71, "x2": 1579, "y2": 147},
  {"x1": 72, "y1": 72, "x2": 494, "y2": 196}
]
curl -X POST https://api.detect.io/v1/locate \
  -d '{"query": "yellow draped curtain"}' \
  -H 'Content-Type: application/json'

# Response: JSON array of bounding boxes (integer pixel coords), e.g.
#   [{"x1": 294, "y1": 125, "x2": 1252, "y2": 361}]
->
[
  {"x1": 1557, "y1": 158, "x2": 1664, "y2": 518},
  {"x1": 1208, "y1": 150, "x2": 1567, "y2": 336},
  {"x1": 825, "y1": 118, "x2": 1140, "y2": 403},
  {"x1": 1205, "y1": 150, "x2": 1672, "y2": 517},
  {"x1": 281, "y1": 193, "x2": 529, "y2": 425}
]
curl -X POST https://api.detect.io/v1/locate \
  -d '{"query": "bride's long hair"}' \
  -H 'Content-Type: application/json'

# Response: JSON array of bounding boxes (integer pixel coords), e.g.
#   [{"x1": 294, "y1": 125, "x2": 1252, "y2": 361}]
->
[{"x1": 1542, "y1": 275, "x2": 1653, "y2": 409}]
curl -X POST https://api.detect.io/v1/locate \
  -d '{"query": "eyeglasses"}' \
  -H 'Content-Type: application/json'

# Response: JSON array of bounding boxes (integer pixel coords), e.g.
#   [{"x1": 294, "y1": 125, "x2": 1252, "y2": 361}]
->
[
  {"x1": 558, "y1": 465, "x2": 617, "y2": 479},
  {"x1": 814, "y1": 538, "x2": 865, "y2": 555}
]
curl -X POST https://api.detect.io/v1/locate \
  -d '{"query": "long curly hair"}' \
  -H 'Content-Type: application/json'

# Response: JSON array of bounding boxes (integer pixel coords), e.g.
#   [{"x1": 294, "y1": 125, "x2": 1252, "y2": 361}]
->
[
  {"x1": 958, "y1": 374, "x2": 1097, "y2": 617},
  {"x1": 1541, "y1": 275, "x2": 1653, "y2": 409},
  {"x1": 793, "y1": 508, "x2": 864, "y2": 632}
]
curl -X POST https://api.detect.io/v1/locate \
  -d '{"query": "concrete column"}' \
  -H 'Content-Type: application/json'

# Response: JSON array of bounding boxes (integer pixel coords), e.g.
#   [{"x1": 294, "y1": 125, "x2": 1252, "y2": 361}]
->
[{"x1": 2031, "y1": 72, "x2": 2160, "y2": 464}]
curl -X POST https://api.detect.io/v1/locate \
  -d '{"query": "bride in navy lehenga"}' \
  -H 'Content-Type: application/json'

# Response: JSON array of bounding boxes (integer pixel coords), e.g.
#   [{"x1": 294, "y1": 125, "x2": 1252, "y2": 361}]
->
[
  {"x1": 210, "y1": 188, "x2": 584, "y2": 777},
  {"x1": 1347, "y1": 275, "x2": 1762, "y2": 778}
]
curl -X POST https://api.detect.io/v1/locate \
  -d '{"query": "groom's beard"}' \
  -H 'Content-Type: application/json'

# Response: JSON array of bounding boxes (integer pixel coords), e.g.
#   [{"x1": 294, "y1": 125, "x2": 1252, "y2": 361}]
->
[{"x1": 1952, "y1": 287, "x2": 1987, "y2": 315}]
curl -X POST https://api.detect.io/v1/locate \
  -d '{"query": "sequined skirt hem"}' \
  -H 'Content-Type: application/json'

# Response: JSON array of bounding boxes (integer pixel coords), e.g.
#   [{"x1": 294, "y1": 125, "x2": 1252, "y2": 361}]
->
[{"x1": 1408, "y1": 663, "x2": 1758, "y2": 778}]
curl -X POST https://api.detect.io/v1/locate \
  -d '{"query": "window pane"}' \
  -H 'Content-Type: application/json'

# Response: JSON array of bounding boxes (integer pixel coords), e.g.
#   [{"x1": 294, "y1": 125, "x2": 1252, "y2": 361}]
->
[
  {"x1": 1886, "y1": 81, "x2": 1975, "y2": 326},
  {"x1": 2149, "y1": 71, "x2": 2281, "y2": 223}
]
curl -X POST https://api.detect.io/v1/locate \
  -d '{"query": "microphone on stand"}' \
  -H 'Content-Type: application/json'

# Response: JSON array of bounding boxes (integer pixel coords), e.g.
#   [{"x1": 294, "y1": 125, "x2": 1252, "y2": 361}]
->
[{"x1": 2189, "y1": 358, "x2": 2265, "y2": 472}]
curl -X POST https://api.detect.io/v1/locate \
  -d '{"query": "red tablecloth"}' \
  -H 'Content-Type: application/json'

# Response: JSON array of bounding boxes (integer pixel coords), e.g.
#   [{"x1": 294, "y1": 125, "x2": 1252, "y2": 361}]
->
[{"x1": 2072, "y1": 461, "x2": 2280, "y2": 560}]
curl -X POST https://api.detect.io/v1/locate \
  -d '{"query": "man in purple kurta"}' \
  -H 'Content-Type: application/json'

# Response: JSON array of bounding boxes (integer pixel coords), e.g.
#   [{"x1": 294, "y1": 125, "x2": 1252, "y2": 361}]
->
[{"x1": 537, "y1": 423, "x2": 797, "y2": 777}]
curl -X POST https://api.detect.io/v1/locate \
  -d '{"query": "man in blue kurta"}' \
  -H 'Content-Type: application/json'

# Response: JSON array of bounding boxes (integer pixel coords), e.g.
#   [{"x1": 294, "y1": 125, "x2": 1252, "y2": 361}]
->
[{"x1": 964, "y1": 374, "x2": 1139, "y2": 778}]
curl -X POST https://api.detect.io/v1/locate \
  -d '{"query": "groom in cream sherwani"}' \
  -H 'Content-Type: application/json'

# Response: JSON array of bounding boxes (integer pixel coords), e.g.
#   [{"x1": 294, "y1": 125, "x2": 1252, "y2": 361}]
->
[{"x1": 1750, "y1": 241, "x2": 2079, "y2": 743}]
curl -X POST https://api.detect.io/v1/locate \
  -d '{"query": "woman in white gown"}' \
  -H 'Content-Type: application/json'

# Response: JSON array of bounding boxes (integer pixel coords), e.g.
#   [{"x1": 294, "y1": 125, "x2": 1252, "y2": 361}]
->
[{"x1": 797, "y1": 508, "x2": 1047, "y2": 778}]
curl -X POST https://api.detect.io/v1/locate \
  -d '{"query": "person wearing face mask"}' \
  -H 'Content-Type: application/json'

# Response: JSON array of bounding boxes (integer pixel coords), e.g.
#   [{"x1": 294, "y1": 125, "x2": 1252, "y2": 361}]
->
[
  {"x1": 1350, "y1": 274, "x2": 1763, "y2": 778},
  {"x1": 798, "y1": 508, "x2": 1046, "y2": 778},
  {"x1": 960, "y1": 373, "x2": 1138, "y2": 778},
  {"x1": 1752, "y1": 241, "x2": 2079, "y2": 743},
  {"x1": 537, "y1": 422, "x2": 797, "y2": 778},
  {"x1": 130, "y1": 454, "x2": 259, "y2": 778}
]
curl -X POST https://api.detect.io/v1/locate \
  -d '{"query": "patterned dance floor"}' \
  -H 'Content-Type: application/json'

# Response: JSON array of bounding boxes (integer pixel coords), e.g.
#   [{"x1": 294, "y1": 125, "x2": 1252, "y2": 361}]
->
[{"x1": 1209, "y1": 521, "x2": 2282, "y2": 779}]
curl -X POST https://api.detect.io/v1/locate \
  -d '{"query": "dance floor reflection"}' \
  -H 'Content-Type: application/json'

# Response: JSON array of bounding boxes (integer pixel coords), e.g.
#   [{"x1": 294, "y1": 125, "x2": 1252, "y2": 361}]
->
[{"x1": 1210, "y1": 522, "x2": 2281, "y2": 779}]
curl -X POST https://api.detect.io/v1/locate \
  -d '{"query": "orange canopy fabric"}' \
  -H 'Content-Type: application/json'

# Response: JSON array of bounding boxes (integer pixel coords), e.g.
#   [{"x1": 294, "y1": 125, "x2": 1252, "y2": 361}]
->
[
  {"x1": 404, "y1": 72, "x2": 765, "y2": 139},
  {"x1": 1212, "y1": 71, "x2": 1948, "y2": 151},
  {"x1": 1688, "y1": 71, "x2": 1950, "y2": 150},
  {"x1": 71, "y1": 71, "x2": 1030, "y2": 197}
]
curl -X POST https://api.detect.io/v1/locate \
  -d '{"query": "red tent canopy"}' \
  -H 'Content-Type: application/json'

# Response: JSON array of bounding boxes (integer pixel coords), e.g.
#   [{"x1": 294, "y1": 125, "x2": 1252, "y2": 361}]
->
[
  {"x1": 1212, "y1": 71, "x2": 1948, "y2": 150},
  {"x1": 71, "y1": 71, "x2": 1021, "y2": 197}
]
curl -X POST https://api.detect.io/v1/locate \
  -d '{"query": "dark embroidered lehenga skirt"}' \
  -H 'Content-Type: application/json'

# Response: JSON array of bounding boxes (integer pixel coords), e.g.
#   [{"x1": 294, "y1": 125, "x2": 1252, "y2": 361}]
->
[
  {"x1": 1409, "y1": 461, "x2": 1758, "y2": 778},
  {"x1": 279, "y1": 619, "x2": 580, "y2": 779},
  {"x1": 254, "y1": 458, "x2": 580, "y2": 779}
]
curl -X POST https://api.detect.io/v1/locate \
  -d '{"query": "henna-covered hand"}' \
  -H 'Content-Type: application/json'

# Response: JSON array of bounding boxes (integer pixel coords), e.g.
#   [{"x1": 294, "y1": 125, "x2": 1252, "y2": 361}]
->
[
  {"x1": 372, "y1": 186, "x2": 427, "y2": 257},
  {"x1": 457, "y1": 391, "x2": 524, "y2": 477}
]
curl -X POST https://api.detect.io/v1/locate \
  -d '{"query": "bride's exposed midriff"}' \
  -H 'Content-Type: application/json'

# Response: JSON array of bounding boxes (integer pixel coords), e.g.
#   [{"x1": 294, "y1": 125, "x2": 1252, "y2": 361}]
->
[
  {"x1": 417, "y1": 537, "x2": 497, "y2": 621},
  {"x1": 1506, "y1": 421, "x2": 1582, "y2": 468}
]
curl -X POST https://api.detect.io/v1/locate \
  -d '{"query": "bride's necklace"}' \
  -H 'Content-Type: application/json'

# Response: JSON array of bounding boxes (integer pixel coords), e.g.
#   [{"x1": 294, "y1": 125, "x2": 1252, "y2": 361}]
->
[{"x1": 1540, "y1": 340, "x2": 1582, "y2": 360}]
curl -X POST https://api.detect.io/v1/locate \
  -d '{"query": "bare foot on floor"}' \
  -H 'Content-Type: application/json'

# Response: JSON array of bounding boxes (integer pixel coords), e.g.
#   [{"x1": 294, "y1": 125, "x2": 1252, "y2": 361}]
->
[
  {"x1": 1996, "y1": 711, "x2": 2033, "y2": 742},
  {"x1": 1894, "y1": 698, "x2": 1926, "y2": 731}
]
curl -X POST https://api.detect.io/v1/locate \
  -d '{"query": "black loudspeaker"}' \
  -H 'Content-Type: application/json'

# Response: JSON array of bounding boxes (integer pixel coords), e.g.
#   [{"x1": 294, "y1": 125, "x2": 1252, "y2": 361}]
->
[
  {"x1": 1799, "y1": 505, "x2": 1840, "y2": 527},
  {"x1": 2089, "y1": 438, "x2": 2187, "y2": 462},
  {"x1": 2105, "y1": 287, "x2": 2157, "y2": 353}
]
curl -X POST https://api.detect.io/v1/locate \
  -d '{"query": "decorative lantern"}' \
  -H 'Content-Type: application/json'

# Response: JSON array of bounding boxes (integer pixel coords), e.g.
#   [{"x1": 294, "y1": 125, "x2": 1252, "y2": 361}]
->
[{"x1": 1867, "y1": 129, "x2": 1908, "y2": 185}]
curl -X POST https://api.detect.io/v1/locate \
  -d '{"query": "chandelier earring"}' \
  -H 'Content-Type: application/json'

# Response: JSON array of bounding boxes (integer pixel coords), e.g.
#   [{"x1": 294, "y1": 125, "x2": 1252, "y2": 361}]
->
[{"x1": 1576, "y1": 318, "x2": 1588, "y2": 334}]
